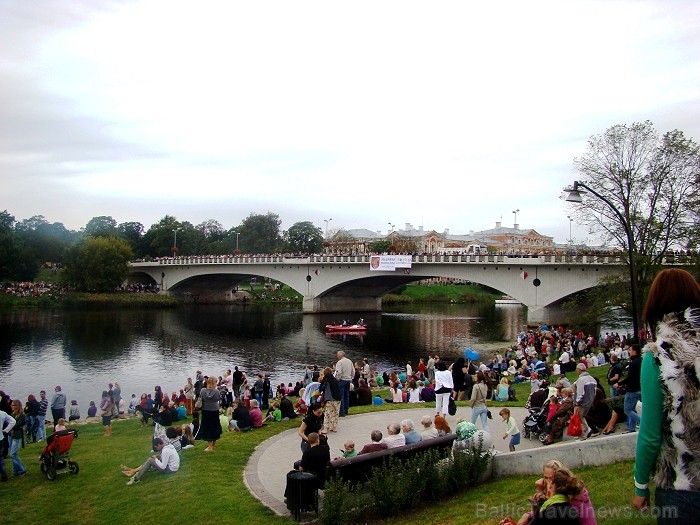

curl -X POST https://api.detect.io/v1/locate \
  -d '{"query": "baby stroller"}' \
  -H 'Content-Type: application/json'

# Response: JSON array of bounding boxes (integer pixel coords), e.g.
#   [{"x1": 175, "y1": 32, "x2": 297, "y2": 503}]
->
[
  {"x1": 521, "y1": 403, "x2": 550, "y2": 443},
  {"x1": 39, "y1": 430, "x2": 79, "y2": 480}
]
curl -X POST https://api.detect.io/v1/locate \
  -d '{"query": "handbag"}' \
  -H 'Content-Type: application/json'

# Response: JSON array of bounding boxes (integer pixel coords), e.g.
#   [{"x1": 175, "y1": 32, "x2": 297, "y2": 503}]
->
[
  {"x1": 567, "y1": 412, "x2": 582, "y2": 437},
  {"x1": 195, "y1": 397, "x2": 202, "y2": 410},
  {"x1": 448, "y1": 397, "x2": 457, "y2": 416},
  {"x1": 487, "y1": 409, "x2": 493, "y2": 419}
]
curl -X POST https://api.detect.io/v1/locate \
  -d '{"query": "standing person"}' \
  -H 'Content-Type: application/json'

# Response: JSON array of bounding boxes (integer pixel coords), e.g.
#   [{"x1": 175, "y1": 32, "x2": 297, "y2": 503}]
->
[
  {"x1": 184, "y1": 378, "x2": 195, "y2": 415},
  {"x1": 100, "y1": 391, "x2": 114, "y2": 437},
  {"x1": 334, "y1": 351, "x2": 354, "y2": 417},
  {"x1": 614, "y1": 343, "x2": 642, "y2": 434},
  {"x1": 499, "y1": 408, "x2": 520, "y2": 452},
  {"x1": 427, "y1": 355, "x2": 436, "y2": 384},
  {"x1": 319, "y1": 367, "x2": 341, "y2": 433},
  {"x1": 222, "y1": 369, "x2": 233, "y2": 408},
  {"x1": 573, "y1": 363, "x2": 598, "y2": 440},
  {"x1": 36, "y1": 390, "x2": 48, "y2": 442},
  {"x1": 262, "y1": 374, "x2": 271, "y2": 410},
  {"x1": 0, "y1": 409, "x2": 15, "y2": 482},
  {"x1": 607, "y1": 354, "x2": 622, "y2": 397},
  {"x1": 361, "y1": 358, "x2": 371, "y2": 382},
  {"x1": 451, "y1": 357, "x2": 467, "y2": 400},
  {"x1": 469, "y1": 371, "x2": 491, "y2": 433},
  {"x1": 633, "y1": 269, "x2": 700, "y2": 520},
  {"x1": 253, "y1": 374, "x2": 265, "y2": 408},
  {"x1": 113, "y1": 382, "x2": 122, "y2": 414},
  {"x1": 50, "y1": 385, "x2": 66, "y2": 430},
  {"x1": 9, "y1": 400, "x2": 26, "y2": 477},
  {"x1": 297, "y1": 402, "x2": 324, "y2": 454},
  {"x1": 24, "y1": 395, "x2": 39, "y2": 443},
  {"x1": 198, "y1": 376, "x2": 222, "y2": 452},
  {"x1": 434, "y1": 361, "x2": 454, "y2": 417},
  {"x1": 232, "y1": 367, "x2": 244, "y2": 400}
]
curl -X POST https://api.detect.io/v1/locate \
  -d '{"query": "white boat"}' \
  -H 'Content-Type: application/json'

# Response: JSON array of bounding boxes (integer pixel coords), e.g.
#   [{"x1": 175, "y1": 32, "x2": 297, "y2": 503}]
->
[{"x1": 495, "y1": 296, "x2": 521, "y2": 305}]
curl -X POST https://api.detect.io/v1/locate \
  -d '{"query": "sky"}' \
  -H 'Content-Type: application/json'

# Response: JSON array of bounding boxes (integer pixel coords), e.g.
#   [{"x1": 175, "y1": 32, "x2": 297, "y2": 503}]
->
[{"x1": 1, "y1": 0, "x2": 699, "y2": 245}]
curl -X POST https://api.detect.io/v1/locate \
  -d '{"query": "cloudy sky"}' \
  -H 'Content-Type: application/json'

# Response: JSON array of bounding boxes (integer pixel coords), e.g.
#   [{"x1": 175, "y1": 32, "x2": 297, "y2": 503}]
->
[{"x1": 1, "y1": 1, "x2": 699, "y2": 244}]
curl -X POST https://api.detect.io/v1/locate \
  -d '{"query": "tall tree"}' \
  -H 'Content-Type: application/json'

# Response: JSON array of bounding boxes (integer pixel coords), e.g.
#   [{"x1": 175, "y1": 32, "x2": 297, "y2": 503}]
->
[
  {"x1": 84, "y1": 216, "x2": 118, "y2": 237},
  {"x1": 237, "y1": 212, "x2": 282, "y2": 254},
  {"x1": 63, "y1": 237, "x2": 133, "y2": 292},
  {"x1": 117, "y1": 221, "x2": 145, "y2": 256},
  {"x1": 284, "y1": 221, "x2": 323, "y2": 254},
  {"x1": 569, "y1": 120, "x2": 700, "y2": 323}
]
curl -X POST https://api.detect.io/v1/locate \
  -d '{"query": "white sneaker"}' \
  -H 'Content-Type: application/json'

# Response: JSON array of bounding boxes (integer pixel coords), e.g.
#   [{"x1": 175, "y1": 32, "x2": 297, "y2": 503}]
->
[{"x1": 127, "y1": 477, "x2": 139, "y2": 486}]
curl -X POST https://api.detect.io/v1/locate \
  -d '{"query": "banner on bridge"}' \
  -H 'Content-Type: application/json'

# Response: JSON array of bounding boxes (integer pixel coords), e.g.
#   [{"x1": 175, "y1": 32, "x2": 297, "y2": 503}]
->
[{"x1": 369, "y1": 255, "x2": 412, "y2": 271}]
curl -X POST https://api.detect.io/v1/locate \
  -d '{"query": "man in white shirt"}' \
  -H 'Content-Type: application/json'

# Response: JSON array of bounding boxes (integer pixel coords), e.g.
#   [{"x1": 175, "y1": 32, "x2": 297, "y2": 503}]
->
[
  {"x1": 0, "y1": 409, "x2": 17, "y2": 482},
  {"x1": 383, "y1": 422, "x2": 406, "y2": 448},
  {"x1": 334, "y1": 351, "x2": 354, "y2": 417},
  {"x1": 123, "y1": 437, "x2": 180, "y2": 485}
]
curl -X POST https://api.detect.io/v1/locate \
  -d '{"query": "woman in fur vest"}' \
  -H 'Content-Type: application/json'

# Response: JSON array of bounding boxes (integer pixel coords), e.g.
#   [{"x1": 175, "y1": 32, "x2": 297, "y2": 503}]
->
[{"x1": 633, "y1": 268, "x2": 700, "y2": 522}]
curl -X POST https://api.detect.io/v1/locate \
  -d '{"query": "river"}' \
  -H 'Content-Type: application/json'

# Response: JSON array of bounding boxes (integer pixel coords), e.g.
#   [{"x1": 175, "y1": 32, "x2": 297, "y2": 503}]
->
[{"x1": 0, "y1": 302, "x2": 526, "y2": 411}]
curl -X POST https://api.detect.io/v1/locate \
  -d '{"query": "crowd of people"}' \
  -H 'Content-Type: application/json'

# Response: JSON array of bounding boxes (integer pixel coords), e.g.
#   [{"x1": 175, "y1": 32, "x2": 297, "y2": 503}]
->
[{"x1": 2, "y1": 268, "x2": 699, "y2": 522}]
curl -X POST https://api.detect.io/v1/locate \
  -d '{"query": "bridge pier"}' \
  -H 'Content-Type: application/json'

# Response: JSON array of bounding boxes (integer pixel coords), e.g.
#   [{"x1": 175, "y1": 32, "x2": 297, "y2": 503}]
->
[
  {"x1": 303, "y1": 295, "x2": 382, "y2": 314},
  {"x1": 527, "y1": 305, "x2": 567, "y2": 328}
]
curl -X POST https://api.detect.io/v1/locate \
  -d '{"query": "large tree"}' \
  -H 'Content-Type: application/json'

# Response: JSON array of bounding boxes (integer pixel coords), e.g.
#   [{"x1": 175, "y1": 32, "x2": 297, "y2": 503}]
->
[
  {"x1": 83, "y1": 216, "x2": 118, "y2": 237},
  {"x1": 63, "y1": 236, "x2": 133, "y2": 292},
  {"x1": 567, "y1": 120, "x2": 700, "y2": 327},
  {"x1": 237, "y1": 212, "x2": 283, "y2": 254},
  {"x1": 284, "y1": 221, "x2": 323, "y2": 254}
]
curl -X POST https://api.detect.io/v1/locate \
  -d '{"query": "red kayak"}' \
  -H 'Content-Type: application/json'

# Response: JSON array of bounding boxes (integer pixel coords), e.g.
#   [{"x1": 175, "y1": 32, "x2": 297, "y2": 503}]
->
[{"x1": 325, "y1": 324, "x2": 367, "y2": 332}]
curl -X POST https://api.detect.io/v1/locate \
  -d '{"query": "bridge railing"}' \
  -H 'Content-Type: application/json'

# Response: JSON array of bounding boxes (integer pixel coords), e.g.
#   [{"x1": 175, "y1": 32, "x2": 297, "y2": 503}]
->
[{"x1": 133, "y1": 253, "x2": 692, "y2": 266}]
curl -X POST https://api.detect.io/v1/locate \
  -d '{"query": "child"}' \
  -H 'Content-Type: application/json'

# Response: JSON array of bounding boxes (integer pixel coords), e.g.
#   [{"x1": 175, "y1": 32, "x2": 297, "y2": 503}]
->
[
  {"x1": 341, "y1": 440, "x2": 357, "y2": 458},
  {"x1": 264, "y1": 401, "x2": 282, "y2": 423},
  {"x1": 499, "y1": 408, "x2": 520, "y2": 452},
  {"x1": 546, "y1": 395, "x2": 560, "y2": 423},
  {"x1": 55, "y1": 418, "x2": 67, "y2": 432}
]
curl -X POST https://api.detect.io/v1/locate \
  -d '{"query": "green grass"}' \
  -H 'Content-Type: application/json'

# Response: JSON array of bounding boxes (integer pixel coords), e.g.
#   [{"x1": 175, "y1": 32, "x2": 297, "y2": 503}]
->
[
  {"x1": 4, "y1": 377, "x2": 650, "y2": 525},
  {"x1": 384, "y1": 284, "x2": 500, "y2": 304}
]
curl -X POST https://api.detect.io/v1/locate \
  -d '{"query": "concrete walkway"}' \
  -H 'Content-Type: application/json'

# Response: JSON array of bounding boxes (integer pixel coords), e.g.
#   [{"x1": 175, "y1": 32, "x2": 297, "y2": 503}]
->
[{"x1": 244, "y1": 405, "x2": 541, "y2": 518}]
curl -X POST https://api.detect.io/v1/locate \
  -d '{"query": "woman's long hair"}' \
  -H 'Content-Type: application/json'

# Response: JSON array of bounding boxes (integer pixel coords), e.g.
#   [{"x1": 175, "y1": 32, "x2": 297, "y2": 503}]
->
[{"x1": 643, "y1": 269, "x2": 700, "y2": 339}]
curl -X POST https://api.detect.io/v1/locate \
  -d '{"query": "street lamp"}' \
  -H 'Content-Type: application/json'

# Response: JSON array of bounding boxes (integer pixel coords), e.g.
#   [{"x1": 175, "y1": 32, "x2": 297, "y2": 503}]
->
[
  {"x1": 172, "y1": 227, "x2": 180, "y2": 255},
  {"x1": 387, "y1": 222, "x2": 395, "y2": 234},
  {"x1": 324, "y1": 218, "x2": 332, "y2": 239},
  {"x1": 232, "y1": 231, "x2": 240, "y2": 250},
  {"x1": 512, "y1": 209, "x2": 520, "y2": 228},
  {"x1": 567, "y1": 215, "x2": 573, "y2": 244},
  {"x1": 565, "y1": 180, "x2": 639, "y2": 340}
]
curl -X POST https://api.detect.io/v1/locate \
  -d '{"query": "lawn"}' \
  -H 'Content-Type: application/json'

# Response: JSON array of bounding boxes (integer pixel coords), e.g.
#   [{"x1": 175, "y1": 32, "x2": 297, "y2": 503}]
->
[{"x1": 2, "y1": 376, "x2": 652, "y2": 525}]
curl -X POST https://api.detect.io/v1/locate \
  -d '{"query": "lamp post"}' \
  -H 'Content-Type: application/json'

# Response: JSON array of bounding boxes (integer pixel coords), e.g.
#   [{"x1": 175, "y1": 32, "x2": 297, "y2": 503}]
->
[
  {"x1": 567, "y1": 215, "x2": 573, "y2": 244},
  {"x1": 565, "y1": 180, "x2": 639, "y2": 340},
  {"x1": 512, "y1": 209, "x2": 520, "y2": 228},
  {"x1": 324, "y1": 218, "x2": 332, "y2": 239},
  {"x1": 232, "y1": 231, "x2": 240, "y2": 251},
  {"x1": 172, "y1": 227, "x2": 180, "y2": 255},
  {"x1": 387, "y1": 222, "x2": 395, "y2": 234}
]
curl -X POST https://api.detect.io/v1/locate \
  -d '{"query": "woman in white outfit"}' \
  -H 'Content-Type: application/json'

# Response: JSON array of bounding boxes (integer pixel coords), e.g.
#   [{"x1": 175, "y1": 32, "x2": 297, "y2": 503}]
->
[{"x1": 434, "y1": 361, "x2": 454, "y2": 417}]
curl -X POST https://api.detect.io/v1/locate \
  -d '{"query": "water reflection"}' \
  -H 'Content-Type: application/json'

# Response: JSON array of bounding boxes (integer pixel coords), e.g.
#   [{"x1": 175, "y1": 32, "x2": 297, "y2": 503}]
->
[{"x1": 0, "y1": 303, "x2": 525, "y2": 413}]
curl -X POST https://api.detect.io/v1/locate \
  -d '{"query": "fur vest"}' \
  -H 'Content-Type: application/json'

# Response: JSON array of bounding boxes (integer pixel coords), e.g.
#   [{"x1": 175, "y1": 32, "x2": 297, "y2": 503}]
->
[{"x1": 644, "y1": 307, "x2": 700, "y2": 491}]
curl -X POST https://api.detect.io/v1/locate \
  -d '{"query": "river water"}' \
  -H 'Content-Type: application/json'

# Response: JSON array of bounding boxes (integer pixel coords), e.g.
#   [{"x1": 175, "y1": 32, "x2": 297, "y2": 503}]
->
[{"x1": 0, "y1": 303, "x2": 526, "y2": 411}]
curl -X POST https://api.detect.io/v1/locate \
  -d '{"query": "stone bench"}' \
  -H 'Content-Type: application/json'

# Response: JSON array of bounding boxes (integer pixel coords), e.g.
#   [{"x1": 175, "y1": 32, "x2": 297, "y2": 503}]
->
[{"x1": 325, "y1": 433, "x2": 457, "y2": 486}]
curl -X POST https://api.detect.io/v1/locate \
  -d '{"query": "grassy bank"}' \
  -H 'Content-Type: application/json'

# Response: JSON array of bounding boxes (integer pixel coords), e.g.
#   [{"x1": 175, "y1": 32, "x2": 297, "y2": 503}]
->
[
  {"x1": 0, "y1": 292, "x2": 178, "y2": 309},
  {"x1": 3, "y1": 397, "x2": 652, "y2": 525},
  {"x1": 384, "y1": 283, "x2": 500, "y2": 305}
]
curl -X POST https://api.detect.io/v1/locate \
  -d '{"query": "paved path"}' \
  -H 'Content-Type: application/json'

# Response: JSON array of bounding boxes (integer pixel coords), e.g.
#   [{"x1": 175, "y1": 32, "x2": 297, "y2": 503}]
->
[{"x1": 244, "y1": 405, "x2": 541, "y2": 518}]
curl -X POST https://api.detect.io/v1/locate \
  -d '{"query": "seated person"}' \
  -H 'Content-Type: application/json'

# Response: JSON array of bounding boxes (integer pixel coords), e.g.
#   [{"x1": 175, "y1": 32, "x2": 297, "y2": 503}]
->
[
  {"x1": 419, "y1": 382, "x2": 436, "y2": 402},
  {"x1": 355, "y1": 379, "x2": 373, "y2": 406},
  {"x1": 229, "y1": 400, "x2": 252, "y2": 432},
  {"x1": 358, "y1": 430, "x2": 389, "y2": 455},
  {"x1": 401, "y1": 419, "x2": 421, "y2": 444},
  {"x1": 180, "y1": 424, "x2": 195, "y2": 448},
  {"x1": 69, "y1": 400, "x2": 80, "y2": 421},
  {"x1": 434, "y1": 415, "x2": 451, "y2": 436},
  {"x1": 87, "y1": 401, "x2": 97, "y2": 418},
  {"x1": 165, "y1": 426, "x2": 182, "y2": 452},
  {"x1": 336, "y1": 440, "x2": 357, "y2": 459},
  {"x1": 384, "y1": 383, "x2": 403, "y2": 404},
  {"x1": 295, "y1": 432, "x2": 330, "y2": 489},
  {"x1": 121, "y1": 437, "x2": 180, "y2": 485},
  {"x1": 601, "y1": 395, "x2": 626, "y2": 435},
  {"x1": 218, "y1": 409, "x2": 229, "y2": 433},
  {"x1": 249, "y1": 399, "x2": 264, "y2": 428},
  {"x1": 407, "y1": 380, "x2": 423, "y2": 403},
  {"x1": 264, "y1": 401, "x2": 282, "y2": 423},
  {"x1": 543, "y1": 388, "x2": 574, "y2": 445},
  {"x1": 383, "y1": 422, "x2": 406, "y2": 448},
  {"x1": 278, "y1": 392, "x2": 297, "y2": 419},
  {"x1": 494, "y1": 378, "x2": 510, "y2": 401},
  {"x1": 419, "y1": 415, "x2": 439, "y2": 440},
  {"x1": 584, "y1": 382, "x2": 610, "y2": 435},
  {"x1": 176, "y1": 403, "x2": 186, "y2": 421}
]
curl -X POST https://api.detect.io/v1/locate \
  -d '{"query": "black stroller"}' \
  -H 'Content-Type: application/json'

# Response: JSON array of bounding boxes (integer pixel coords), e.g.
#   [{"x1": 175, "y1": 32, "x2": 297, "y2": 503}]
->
[
  {"x1": 39, "y1": 430, "x2": 79, "y2": 480},
  {"x1": 521, "y1": 403, "x2": 550, "y2": 443}
]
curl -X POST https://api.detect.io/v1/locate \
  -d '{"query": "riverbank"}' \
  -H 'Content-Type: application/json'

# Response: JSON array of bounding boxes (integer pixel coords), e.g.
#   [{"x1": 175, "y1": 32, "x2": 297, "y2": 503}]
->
[{"x1": 0, "y1": 291, "x2": 179, "y2": 309}]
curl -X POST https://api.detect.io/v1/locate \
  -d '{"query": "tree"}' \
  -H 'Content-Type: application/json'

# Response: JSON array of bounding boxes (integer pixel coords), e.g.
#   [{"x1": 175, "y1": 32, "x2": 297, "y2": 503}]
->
[
  {"x1": 569, "y1": 121, "x2": 700, "y2": 323},
  {"x1": 284, "y1": 221, "x2": 323, "y2": 253},
  {"x1": 63, "y1": 237, "x2": 133, "y2": 292},
  {"x1": 0, "y1": 210, "x2": 35, "y2": 280},
  {"x1": 117, "y1": 221, "x2": 145, "y2": 256},
  {"x1": 237, "y1": 212, "x2": 282, "y2": 254},
  {"x1": 84, "y1": 216, "x2": 118, "y2": 237}
]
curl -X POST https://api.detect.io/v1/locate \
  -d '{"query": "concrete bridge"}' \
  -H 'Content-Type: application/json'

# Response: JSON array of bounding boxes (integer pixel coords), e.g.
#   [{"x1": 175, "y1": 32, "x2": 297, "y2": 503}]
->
[{"x1": 128, "y1": 253, "x2": 692, "y2": 324}]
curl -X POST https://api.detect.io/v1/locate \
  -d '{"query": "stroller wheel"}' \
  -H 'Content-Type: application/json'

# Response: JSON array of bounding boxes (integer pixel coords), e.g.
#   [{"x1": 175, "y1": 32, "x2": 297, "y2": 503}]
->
[
  {"x1": 40, "y1": 463, "x2": 48, "y2": 474},
  {"x1": 69, "y1": 462, "x2": 79, "y2": 475},
  {"x1": 522, "y1": 429, "x2": 530, "y2": 439},
  {"x1": 538, "y1": 433, "x2": 549, "y2": 444},
  {"x1": 46, "y1": 466, "x2": 57, "y2": 481}
]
